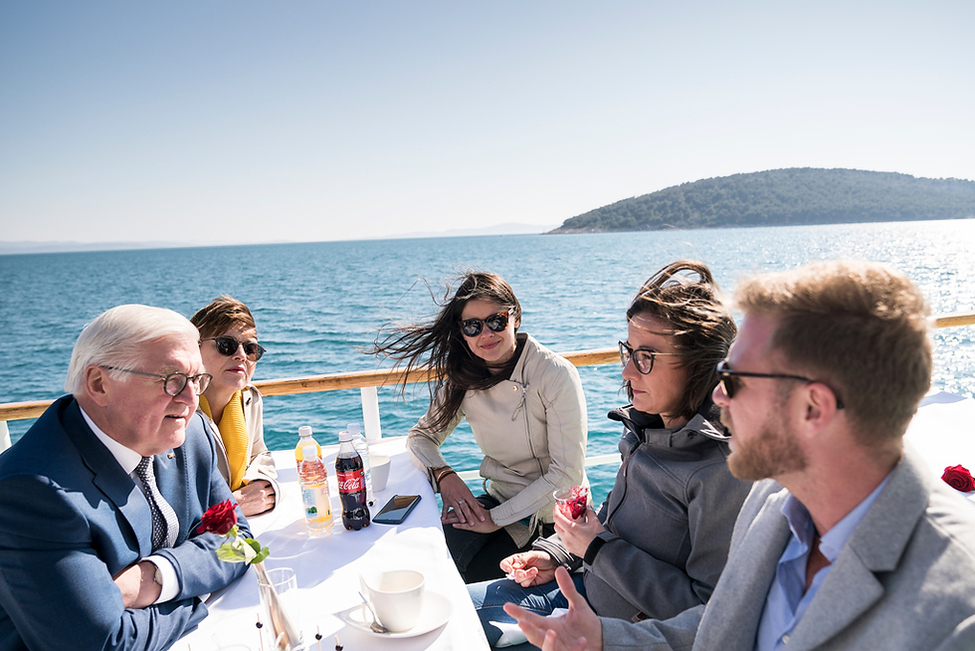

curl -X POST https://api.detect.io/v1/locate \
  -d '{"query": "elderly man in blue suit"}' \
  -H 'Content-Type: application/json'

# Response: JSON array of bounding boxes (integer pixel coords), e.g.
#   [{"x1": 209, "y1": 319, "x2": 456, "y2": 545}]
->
[
  {"x1": 505, "y1": 260, "x2": 975, "y2": 651},
  {"x1": 0, "y1": 304, "x2": 251, "y2": 650}
]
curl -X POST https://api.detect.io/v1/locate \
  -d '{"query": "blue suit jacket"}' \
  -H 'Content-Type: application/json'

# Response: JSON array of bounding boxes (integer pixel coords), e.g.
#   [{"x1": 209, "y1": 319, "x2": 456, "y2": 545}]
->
[{"x1": 0, "y1": 396, "x2": 251, "y2": 650}]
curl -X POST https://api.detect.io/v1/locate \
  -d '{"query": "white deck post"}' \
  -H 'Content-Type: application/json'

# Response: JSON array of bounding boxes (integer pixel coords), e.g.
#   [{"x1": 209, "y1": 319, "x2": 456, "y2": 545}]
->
[{"x1": 360, "y1": 386, "x2": 383, "y2": 443}]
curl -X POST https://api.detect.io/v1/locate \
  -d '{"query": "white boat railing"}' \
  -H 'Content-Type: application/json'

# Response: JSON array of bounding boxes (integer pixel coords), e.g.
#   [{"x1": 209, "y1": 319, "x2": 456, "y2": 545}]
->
[{"x1": 1, "y1": 312, "x2": 973, "y2": 461}]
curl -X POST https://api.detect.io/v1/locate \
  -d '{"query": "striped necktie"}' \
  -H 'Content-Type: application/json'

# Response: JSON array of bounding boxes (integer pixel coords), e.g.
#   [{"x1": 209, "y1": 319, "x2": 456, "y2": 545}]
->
[{"x1": 135, "y1": 456, "x2": 179, "y2": 550}]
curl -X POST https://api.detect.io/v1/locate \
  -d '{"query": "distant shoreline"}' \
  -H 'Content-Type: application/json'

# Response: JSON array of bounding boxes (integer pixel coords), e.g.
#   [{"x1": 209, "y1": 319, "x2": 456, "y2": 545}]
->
[
  {"x1": 546, "y1": 214, "x2": 975, "y2": 235},
  {"x1": 5, "y1": 216, "x2": 974, "y2": 256},
  {"x1": 0, "y1": 222, "x2": 559, "y2": 256}
]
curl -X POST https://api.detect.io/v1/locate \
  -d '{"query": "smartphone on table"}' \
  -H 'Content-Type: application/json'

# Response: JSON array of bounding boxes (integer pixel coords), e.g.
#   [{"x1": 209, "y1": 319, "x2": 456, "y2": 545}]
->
[{"x1": 373, "y1": 494, "x2": 422, "y2": 525}]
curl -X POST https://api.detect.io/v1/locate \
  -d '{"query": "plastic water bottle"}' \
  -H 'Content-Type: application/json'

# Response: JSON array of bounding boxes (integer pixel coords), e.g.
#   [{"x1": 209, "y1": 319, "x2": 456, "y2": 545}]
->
[
  {"x1": 336, "y1": 430, "x2": 370, "y2": 530},
  {"x1": 348, "y1": 422, "x2": 373, "y2": 505},
  {"x1": 298, "y1": 443, "x2": 333, "y2": 537},
  {"x1": 294, "y1": 425, "x2": 322, "y2": 469}
]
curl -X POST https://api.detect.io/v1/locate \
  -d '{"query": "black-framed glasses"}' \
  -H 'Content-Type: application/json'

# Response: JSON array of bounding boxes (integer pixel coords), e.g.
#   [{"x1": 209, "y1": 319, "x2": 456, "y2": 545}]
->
[
  {"x1": 619, "y1": 341, "x2": 680, "y2": 375},
  {"x1": 459, "y1": 310, "x2": 511, "y2": 338},
  {"x1": 202, "y1": 336, "x2": 266, "y2": 362},
  {"x1": 100, "y1": 365, "x2": 212, "y2": 397},
  {"x1": 716, "y1": 360, "x2": 844, "y2": 409}
]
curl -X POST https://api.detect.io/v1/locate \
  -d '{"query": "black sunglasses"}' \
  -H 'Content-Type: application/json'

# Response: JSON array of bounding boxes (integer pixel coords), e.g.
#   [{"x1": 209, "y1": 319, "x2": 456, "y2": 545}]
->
[
  {"x1": 458, "y1": 310, "x2": 511, "y2": 338},
  {"x1": 716, "y1": 360, "x2": 844, "y2": 409},
  {"x1": 203, "y1": 336, "x2": 266, "y2": 362},
  {"x1": 619, "y1": 341, "x2": 680, "y2": 375}
]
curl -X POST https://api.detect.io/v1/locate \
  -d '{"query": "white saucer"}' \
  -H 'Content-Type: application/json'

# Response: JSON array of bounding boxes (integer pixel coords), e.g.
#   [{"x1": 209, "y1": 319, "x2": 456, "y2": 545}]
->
[{"x1": 338, "y1": 591, "x2": 452, "y2": 638}]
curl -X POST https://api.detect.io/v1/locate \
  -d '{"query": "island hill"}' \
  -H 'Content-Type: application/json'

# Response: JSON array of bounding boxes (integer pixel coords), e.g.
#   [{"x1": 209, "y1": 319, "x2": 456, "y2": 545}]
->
[{"x1": 549, "y1": 168, "x2": 975, "y2": 233}]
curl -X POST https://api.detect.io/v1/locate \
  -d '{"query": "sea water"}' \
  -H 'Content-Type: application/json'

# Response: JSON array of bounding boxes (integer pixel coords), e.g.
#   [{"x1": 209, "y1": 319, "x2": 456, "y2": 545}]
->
[{"x1": 1, "y1": 219, "x2": 974, "y2": 504}]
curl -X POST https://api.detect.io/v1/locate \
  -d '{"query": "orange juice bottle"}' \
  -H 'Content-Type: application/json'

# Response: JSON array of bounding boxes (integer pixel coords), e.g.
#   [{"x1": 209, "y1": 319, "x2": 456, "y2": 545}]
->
[{"x1": 294, "y1": 425, "x2": 322, "y2": 467}]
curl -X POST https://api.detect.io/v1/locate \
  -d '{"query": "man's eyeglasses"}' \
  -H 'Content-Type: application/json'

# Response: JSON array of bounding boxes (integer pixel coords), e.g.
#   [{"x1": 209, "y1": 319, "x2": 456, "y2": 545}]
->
[
  {"x1": 459, "y1": 310, "x2": 511, "y2": 338},
  {"x1": 203, "y1": 336, "x2": 266, "y2": 362},
  {"x1": 715, "y1": 360, "x2": 844, "y2": 408},
  {"x1": 619, "y1": 341, "x2": 680, "y2": 375},
  {"x1": 101, "y1": 366, "x2": 212, "y2": 397}
]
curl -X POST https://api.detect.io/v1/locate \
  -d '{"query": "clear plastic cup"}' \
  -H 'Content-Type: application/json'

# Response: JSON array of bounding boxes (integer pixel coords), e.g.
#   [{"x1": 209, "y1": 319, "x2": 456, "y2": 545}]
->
[{"x1": 553, "y1": 485, "x2": 589, "y2": 520}]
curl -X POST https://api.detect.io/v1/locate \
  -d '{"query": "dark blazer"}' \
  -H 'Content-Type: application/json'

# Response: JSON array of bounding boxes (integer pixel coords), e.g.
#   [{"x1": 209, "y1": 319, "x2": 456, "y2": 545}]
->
[
  {"x1": 0, "y1": 396, "x2": 250, "y2": 650},
  {"x1": 599, "y1": 448, "x2": 975, "y2": 650}
]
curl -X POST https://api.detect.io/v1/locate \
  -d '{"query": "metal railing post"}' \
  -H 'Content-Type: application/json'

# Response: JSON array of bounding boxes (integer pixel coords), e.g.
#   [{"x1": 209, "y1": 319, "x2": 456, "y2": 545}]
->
[{"x1": 360, "y1": 386, "x2": 383, "y2": 443}]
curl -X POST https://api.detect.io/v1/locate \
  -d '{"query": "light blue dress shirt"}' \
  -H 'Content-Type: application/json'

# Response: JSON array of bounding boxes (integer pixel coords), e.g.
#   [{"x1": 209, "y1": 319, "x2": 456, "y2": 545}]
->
[{"x1": 754, "y1": 473, "x2": 893, "y2": 651}]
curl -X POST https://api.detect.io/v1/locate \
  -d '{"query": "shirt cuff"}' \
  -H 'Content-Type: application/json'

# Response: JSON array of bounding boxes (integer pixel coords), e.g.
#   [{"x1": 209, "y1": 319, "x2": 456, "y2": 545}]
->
[
  {"x1": 583, "y1": 535, "x2": 607, "y2": 566},
  {"x1": 146, "y1": 555, "x2": 179, "y2": 603}
]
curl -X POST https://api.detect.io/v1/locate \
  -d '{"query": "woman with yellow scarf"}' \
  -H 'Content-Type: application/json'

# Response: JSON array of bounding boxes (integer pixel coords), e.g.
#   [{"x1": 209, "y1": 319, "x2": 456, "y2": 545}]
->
[{"x1": 191, "y1": 296, "x2": 278, "y2": 516}]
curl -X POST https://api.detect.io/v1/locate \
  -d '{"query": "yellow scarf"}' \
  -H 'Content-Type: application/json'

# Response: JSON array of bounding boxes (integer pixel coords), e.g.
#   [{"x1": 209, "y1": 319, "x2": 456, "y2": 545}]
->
[{"x1": 200, "y1": 391, "x2": 249, "y2": 490}]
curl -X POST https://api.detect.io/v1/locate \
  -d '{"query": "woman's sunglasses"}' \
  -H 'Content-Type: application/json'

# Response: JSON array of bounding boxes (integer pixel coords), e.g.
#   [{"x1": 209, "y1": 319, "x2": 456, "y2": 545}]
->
[
  {"x1": 458, "y1": 310, "x2": 511, "y2": 338},
  {"x1": 203, "y1": 336, "x2": 266, "y2": 362}
]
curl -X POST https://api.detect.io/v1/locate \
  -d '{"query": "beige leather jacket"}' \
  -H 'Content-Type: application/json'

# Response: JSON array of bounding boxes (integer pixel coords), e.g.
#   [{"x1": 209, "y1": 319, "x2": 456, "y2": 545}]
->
[{"x1": 407, "y1": 334, "x2": 588, "y2": 546}]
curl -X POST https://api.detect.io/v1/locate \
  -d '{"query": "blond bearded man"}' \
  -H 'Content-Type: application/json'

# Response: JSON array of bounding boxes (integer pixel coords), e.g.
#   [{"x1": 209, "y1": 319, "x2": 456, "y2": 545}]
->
[{"x1": 506, "y1": 260, "x2": 975, "y2": 651}]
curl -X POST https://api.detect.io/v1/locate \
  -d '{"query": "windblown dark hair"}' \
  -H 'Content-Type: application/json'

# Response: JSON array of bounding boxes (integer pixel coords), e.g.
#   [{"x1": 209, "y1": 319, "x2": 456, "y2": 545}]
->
[
  {"x1": 370, "y1": 271, "x2": 523, "y2": 432},
  {"x1": 626, "y1": 261, "x2": 736, "y2": 420}
]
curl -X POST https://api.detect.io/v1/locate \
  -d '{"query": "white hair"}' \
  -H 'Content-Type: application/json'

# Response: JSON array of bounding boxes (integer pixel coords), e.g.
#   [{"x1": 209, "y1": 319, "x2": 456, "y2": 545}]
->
[{"x1": 64, "y1": 304, "x2": 200, "y2": 396}]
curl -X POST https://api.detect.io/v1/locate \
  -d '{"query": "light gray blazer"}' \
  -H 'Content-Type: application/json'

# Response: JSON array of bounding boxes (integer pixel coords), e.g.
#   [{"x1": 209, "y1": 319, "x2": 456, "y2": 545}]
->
[{"x1": 601, "y1": 447, "x2": 975, "y2": 650}]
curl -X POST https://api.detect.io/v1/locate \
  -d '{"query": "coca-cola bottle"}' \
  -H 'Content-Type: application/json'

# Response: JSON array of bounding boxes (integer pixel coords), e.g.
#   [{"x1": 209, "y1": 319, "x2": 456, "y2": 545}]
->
[{"x1": 335, "y1": 430, "x2": 370, "y2": 530}]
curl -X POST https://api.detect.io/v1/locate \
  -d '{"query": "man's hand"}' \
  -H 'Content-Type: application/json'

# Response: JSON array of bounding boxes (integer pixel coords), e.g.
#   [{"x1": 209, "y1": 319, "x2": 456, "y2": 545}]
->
[
  {"x1": 554, "y1": 504, "x2": 604, "y2": 558},
  {"x1": 113, "y1": 561, "x2": 162, "y2": 609},
  {"x1": 234, "y1": 479, "x2": 275, "y2": 516},
  {"x1": 504, "y1": 566, "x2": 602, "y2": 651},
  {"x1": 500, "y1": 550, "x2": 558, "y2": 587}
]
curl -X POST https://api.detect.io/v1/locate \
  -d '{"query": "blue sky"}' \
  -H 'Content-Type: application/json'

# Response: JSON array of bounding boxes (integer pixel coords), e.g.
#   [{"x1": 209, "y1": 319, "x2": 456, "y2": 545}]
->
[{"x1": 2, "y1": 1, "x2": 973, "y2": 246}]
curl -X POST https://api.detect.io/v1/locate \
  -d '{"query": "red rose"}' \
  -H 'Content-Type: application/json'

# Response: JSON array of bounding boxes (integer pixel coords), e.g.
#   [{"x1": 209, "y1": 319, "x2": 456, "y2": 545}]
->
[
  {"x1": 941, "y1": 465, "x2": 975, "y2": 493},
  {"x1": 197, "y1": 499, "x2": 238, "y2": 535}
]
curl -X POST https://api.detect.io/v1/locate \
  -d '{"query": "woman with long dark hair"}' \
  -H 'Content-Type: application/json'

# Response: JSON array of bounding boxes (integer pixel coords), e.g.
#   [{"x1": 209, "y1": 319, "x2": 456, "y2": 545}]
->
[{"x1": 373, "y1": 271, "x2": 588, "y2": 582}]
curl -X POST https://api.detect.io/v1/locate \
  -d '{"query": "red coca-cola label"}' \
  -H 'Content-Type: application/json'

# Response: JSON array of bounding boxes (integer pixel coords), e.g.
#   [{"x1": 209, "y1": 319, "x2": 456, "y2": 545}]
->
[{"x1": 337, "y1": 470, "x2": 364, "y2": 493}]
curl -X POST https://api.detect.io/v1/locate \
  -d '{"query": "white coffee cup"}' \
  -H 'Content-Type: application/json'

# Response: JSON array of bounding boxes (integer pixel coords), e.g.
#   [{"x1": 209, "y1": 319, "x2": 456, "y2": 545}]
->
[
  {"x1": 370, "y1": 454, "x2": 391, "y2": 492},
  {"x1": 359, "y1": 569, "x2": 425, "y2": 632}
]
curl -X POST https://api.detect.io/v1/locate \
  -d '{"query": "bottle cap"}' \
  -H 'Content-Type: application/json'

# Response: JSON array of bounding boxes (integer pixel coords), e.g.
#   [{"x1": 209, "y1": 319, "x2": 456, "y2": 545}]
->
[
  {"x1": 347, "y1": 423, "x2": 361, "y2": 435},
  {"x1": 302, "y1": 443, "x2": 318, "y2": 458},
  {"x1": 338, "y1": 430, "x2": 353, "y2": 442},
  {"x1": 299, "y1": 426, "x2": 313, "y2": 438}
]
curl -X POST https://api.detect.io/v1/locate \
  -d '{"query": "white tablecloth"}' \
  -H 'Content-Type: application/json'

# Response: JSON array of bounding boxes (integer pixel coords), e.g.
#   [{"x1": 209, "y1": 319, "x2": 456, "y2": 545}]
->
[
  {"x1": 907, "y1": 390, "x2": 975, "y2": 503},
  {"x1": 178, "y1": 437, "x2": 489, "y2": 651},
  {"x1": 176, "y1": 391, "x2": 975, "y2": 649}
]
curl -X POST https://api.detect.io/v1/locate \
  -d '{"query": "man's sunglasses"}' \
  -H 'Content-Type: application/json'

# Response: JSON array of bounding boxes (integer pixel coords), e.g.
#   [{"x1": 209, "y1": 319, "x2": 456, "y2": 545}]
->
[
  {"x1": 715, "y1": 360, "x2": 844, "y2": 408},
  {"x1": 203, "y1": 336, "x2": 266, "y2": 362},
  {"x1": 459, "y1": 310, "x2": 511, "y2": 338},
  {"x1": 619, "y1": 341, "x2": 680, "y2": 375}
]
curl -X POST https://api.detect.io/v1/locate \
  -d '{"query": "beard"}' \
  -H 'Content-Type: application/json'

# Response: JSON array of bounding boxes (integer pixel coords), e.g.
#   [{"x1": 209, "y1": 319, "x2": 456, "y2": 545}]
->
[{"x1": 722, "y1": 407, "x2": 806, "y2": 482}]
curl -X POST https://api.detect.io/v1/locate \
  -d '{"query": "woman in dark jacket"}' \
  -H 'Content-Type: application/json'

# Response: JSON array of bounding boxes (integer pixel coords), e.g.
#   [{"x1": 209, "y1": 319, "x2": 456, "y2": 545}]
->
[{"x1": 469, "y1": 261, "x2": 753, "y2": 648}]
